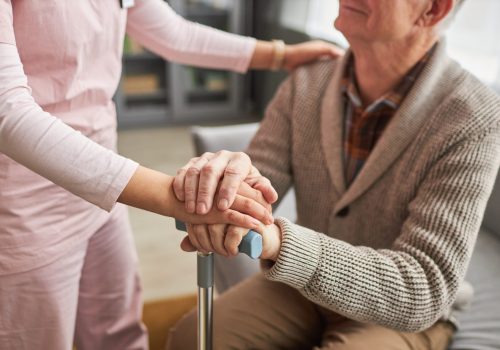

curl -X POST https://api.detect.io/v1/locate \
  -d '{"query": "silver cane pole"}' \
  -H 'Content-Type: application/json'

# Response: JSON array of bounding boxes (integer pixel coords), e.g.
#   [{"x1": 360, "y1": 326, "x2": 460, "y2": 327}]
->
[
  {"x1": 176, "y1": 220, "x2": 262, "y2": 350},
  {"x1": 197, "y1": 252, "x2": 213, "y2": 350}
]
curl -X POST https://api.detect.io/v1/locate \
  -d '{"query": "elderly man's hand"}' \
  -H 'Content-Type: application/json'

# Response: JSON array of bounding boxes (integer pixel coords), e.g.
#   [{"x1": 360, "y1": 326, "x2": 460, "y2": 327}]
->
[
  {"x1": 173, "y1": 151, "x2": 278, "y2": 215},
  {"x1": 180, "y1": 223, "x2": 282, "y2": 261}
]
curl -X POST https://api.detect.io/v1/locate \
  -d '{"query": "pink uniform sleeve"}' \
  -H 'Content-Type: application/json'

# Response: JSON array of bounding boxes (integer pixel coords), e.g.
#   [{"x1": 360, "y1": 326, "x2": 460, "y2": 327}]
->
[
  {"x1": 0, "y1": 42, "x2": 139, "y2": 211},
  {"x1": 126, "y1": 0, "x2": 256, "y2": 73},
  {"x1": 0, "y1": 0, "x2": 16, "y2": 44}
]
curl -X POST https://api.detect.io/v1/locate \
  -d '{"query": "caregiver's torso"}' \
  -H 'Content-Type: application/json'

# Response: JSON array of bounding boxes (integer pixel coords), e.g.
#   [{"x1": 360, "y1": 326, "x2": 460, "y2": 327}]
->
[{"x1": 0, "y1": 0, "x2": 127, "y2": 274}]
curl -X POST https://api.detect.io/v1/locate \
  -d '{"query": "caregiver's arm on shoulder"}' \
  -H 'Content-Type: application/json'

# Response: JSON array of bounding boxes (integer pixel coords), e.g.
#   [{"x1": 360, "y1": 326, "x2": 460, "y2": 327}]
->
[{"x1": 126, "y1": 0, "x2": 343, "y2": 73}]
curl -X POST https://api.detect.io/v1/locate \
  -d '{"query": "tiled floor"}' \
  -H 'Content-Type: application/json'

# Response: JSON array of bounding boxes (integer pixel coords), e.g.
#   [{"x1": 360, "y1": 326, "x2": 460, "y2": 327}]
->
[{"x1": 118, "y1": 126, "x2": 198, "y2": 301}]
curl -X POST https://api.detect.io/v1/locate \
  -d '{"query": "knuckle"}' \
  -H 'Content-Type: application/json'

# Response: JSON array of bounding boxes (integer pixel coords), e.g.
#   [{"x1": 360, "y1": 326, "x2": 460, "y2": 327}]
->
[
  {"x1": 226, "y1": 211, "x2": 238, "y2": 223},
  {"x1": 218, "y1": 187, "x2": 233, "y2": 200},
  {"x1": 193, "y1": 225, "x2": 205, "y2": 237},
  {"x1": 187, "y1": 167, "x2": 201, "y2": 177},
  {"x1": 215, "y1": 150, "x2": 228, "y2": 157},
  {"x1": 236, "y1": 152, "x2": 250, "y2": 162},
  {"x1": 197, "y1": 187, "x2": 211, "y2": 198},
  {"x1": 243, "y1": 198, "x2": 253, "y2": 212},
  {"x1": 201, "y1": 164, "x2": 216, "y2": 177},
  {"x1": 224, "y1": 166, "x2": 240, "y2": 177}
]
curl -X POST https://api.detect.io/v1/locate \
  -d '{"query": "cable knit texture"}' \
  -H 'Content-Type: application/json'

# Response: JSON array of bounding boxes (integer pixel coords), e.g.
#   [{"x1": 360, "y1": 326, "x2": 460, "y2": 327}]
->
[{"x1": 248, "y1": 41, "x2": 500, "y2": 332}]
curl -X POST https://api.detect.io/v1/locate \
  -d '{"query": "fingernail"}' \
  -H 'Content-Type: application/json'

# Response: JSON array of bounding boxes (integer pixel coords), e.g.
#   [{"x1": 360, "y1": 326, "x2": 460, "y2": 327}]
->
[
  {"x1": 187, "y1": 201, "x2": 195, "y2": 213},
  {"x1": 197, "y1": 203, "x2": 207, "y2": 214},
  {"x1": 219, "y1": 199, "x2": 229, "y2": 210}
]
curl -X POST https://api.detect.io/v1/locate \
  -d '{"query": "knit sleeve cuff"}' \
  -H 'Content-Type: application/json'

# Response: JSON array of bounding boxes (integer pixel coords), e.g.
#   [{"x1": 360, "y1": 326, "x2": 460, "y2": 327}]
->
[{"x1": 262, "y1": 217, "x2": 321, "y2": 290}]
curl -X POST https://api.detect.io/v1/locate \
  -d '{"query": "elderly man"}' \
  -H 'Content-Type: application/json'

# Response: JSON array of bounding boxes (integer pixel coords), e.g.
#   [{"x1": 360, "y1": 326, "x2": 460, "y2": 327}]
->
[{"x1": 168, "y1": 0, "x2": 500, "y2": 349}]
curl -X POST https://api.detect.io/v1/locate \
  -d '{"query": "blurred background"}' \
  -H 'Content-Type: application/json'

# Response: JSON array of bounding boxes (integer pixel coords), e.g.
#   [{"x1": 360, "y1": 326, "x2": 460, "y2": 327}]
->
[{"x1": 117, "y1": 0, "x2": 500, "y2": 303}]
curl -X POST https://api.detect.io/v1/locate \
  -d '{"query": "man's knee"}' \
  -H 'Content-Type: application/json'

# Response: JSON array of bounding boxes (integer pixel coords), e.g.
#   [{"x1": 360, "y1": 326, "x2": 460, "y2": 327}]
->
[{"x1": 166, "y1": 309, "x2": 197, "y2": 350}]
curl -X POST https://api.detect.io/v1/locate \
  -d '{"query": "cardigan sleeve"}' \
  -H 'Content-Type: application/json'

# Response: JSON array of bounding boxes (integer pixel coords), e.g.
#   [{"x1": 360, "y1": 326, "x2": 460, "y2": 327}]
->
[
  {"x1": 262, "y1": 125, "x2": 500, "y2": 332},
  {"x1": 126, "y1": 0, "x2": 256, "y2": 73},
  {"x1": 0, "y1": 41, "x2": 138, "y2": 211}
]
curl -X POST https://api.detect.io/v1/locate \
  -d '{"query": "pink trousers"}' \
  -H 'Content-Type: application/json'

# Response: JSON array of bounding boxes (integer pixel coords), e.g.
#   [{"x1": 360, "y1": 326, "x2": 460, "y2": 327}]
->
[{"x1": 0, "y1": 204, "x2": 148, "y2": 349}]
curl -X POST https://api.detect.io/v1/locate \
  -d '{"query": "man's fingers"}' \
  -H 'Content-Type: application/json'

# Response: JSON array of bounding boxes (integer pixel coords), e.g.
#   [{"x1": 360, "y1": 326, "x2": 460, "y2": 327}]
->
[
  {"x1": 255, "y1": 177, "x2": 278, "y2": 205},
  {"x1": 237, "y1": 182, "x2": 273, "y2": 220},
  {"x1": 224, "y1": 226, "x2": 247, "y2": 256},
  {"x1": 217, "y1": 153, "x2": 252, "y2": 211},
  {"x1": 231, "y1": 194, "x2": 273, "y2": 225},
  {"x1": 184, "y1": 153, "x2": 213, "y2": 213},
  {"x1": 186, "y1": 223, "x2": 204, "y2": 253},
  {"x1": 192, "y1": 224, "x2": 214, "y2": 253},
  {"x1": 196, "y1": 151, "x2": 232, "y2": 215},
  {"x1": 245, "y1": 166, "x2": 278, "y2": 205},
  {"x1": 222, "y1": 209, "x2": 262, "y2": 231},
  {"x1": 208, "y1": 224, "x2": 228, "y2": 256}
]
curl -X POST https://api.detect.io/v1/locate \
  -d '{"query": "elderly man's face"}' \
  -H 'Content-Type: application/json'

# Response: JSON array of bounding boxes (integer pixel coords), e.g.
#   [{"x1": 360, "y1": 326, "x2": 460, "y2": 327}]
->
[{"x1": 334, "y1": 0, "x2": 431, "y2": 43}]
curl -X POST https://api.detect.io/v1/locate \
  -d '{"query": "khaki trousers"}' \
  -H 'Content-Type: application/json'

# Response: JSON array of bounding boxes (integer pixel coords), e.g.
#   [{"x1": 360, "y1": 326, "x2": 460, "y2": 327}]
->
[{"x1": 167, "y1": 274, "x2": 454, "y2": 350}]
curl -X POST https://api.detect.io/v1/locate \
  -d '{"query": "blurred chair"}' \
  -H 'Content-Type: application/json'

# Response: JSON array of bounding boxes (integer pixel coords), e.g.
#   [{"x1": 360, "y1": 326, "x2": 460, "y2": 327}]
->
[
  {"x1": 191, "y1": 123, "x2": 500, "y2": 350},
  {"x1": 142, "y1": 294, "x2": 196, "y2": 350},
  {"x1": 449, "y1": 173, "x2": 500, "y2": 349}
]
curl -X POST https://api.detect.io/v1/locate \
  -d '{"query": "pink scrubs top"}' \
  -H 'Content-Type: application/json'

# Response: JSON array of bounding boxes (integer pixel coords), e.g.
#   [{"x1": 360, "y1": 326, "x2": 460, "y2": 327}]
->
[{"x1": 0, "y1": 0, "x2": 256, "y2": 275}]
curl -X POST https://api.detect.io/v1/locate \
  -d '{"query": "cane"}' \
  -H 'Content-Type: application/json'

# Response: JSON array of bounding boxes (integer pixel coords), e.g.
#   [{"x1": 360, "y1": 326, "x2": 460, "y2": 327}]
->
[{"x1": 175, "y1": 220, "x2": 262, "y2": 350}]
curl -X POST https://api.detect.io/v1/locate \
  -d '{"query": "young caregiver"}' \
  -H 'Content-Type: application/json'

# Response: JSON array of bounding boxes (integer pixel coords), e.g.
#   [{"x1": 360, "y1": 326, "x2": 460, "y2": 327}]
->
[{"x1": 0, "y1": 1, "x2": 342, "y2": 349}]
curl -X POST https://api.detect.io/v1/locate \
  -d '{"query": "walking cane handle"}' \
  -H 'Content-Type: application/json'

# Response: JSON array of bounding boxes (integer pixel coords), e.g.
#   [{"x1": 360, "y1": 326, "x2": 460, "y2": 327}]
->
[{"x1": 175, "y1": 220, "x2": 262, "y2": 259}]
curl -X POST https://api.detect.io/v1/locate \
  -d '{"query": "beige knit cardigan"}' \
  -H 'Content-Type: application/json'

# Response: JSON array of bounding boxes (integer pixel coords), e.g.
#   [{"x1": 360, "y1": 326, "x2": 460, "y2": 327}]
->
[{"x1": 247, "y1": 41, "x2": 500, "y2": 332}]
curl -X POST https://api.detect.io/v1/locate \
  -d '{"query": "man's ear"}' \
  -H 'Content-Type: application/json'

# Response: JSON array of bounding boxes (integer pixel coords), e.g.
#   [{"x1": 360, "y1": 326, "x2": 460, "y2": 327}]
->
[{"x1": 418, "y1": 0, "x2": 454, "y2": 27}]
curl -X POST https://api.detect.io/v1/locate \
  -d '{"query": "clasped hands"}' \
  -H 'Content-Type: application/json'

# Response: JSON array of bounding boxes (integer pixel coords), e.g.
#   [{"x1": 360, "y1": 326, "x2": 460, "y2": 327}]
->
[{"x1": 173, "y1": 151, "x2": 282, "y2": 261}]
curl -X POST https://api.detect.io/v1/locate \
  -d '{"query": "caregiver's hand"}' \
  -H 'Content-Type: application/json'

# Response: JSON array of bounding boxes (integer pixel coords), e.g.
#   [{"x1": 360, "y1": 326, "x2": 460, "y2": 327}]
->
[
  {"x1": 173, "y1": 151, "x2": 278, "y2": 215},
  {"x1": 180, "y1": 223, "x2": 282, "y2": 260},
  {"x1": 118, "y1": 166, "x2": 271, "y2": 230},
  {"x1": 283, "y1": 40, "x2": 345, "y2": 71}
]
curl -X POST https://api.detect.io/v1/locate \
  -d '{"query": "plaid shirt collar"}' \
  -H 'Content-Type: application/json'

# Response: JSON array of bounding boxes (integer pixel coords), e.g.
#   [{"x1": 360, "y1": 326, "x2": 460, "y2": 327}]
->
[{"x1": 341, "y1": 44, "x2": 437, "y2": 114}]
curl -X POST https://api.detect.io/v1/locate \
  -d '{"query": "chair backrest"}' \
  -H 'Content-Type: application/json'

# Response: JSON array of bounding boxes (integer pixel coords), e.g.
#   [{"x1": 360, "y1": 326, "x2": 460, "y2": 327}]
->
[
  {"x1": 191, "y1": 123, "x2": 260, "y2": 155},
  {"x1": 481, "y1": 173, "x2": 500, "y2": 239}
]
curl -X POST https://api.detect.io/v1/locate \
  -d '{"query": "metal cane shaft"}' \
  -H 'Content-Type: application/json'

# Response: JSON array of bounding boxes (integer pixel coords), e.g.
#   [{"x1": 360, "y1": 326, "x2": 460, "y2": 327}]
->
[
  {"x1": 176, "y1": 220, "x2": 263, "y2": 350},
  {"x1": 197, "y1": 252, "x2": 214, "y2": 350}
]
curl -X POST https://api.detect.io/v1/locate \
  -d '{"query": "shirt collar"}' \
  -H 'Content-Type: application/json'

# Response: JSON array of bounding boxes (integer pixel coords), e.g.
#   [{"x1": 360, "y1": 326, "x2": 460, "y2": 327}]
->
[{"x1": 341, "y1": 44, "x2": 437, "y2": 113}]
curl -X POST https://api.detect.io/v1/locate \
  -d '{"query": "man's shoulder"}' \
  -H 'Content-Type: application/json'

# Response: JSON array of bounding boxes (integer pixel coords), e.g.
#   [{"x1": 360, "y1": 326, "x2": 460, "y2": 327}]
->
[
  {"x1": 436, "y1": 60, "x2": 500, "y2": 134},
  {"x1": 288, "y1": 57, "x2": 341, "y2": 95}
]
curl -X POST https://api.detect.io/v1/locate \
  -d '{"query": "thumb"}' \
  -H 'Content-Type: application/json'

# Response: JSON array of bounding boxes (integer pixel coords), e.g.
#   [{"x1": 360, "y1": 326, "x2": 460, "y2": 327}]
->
[{"x1": 180, "y1": 235, "x2": 197, "y2": 252}]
